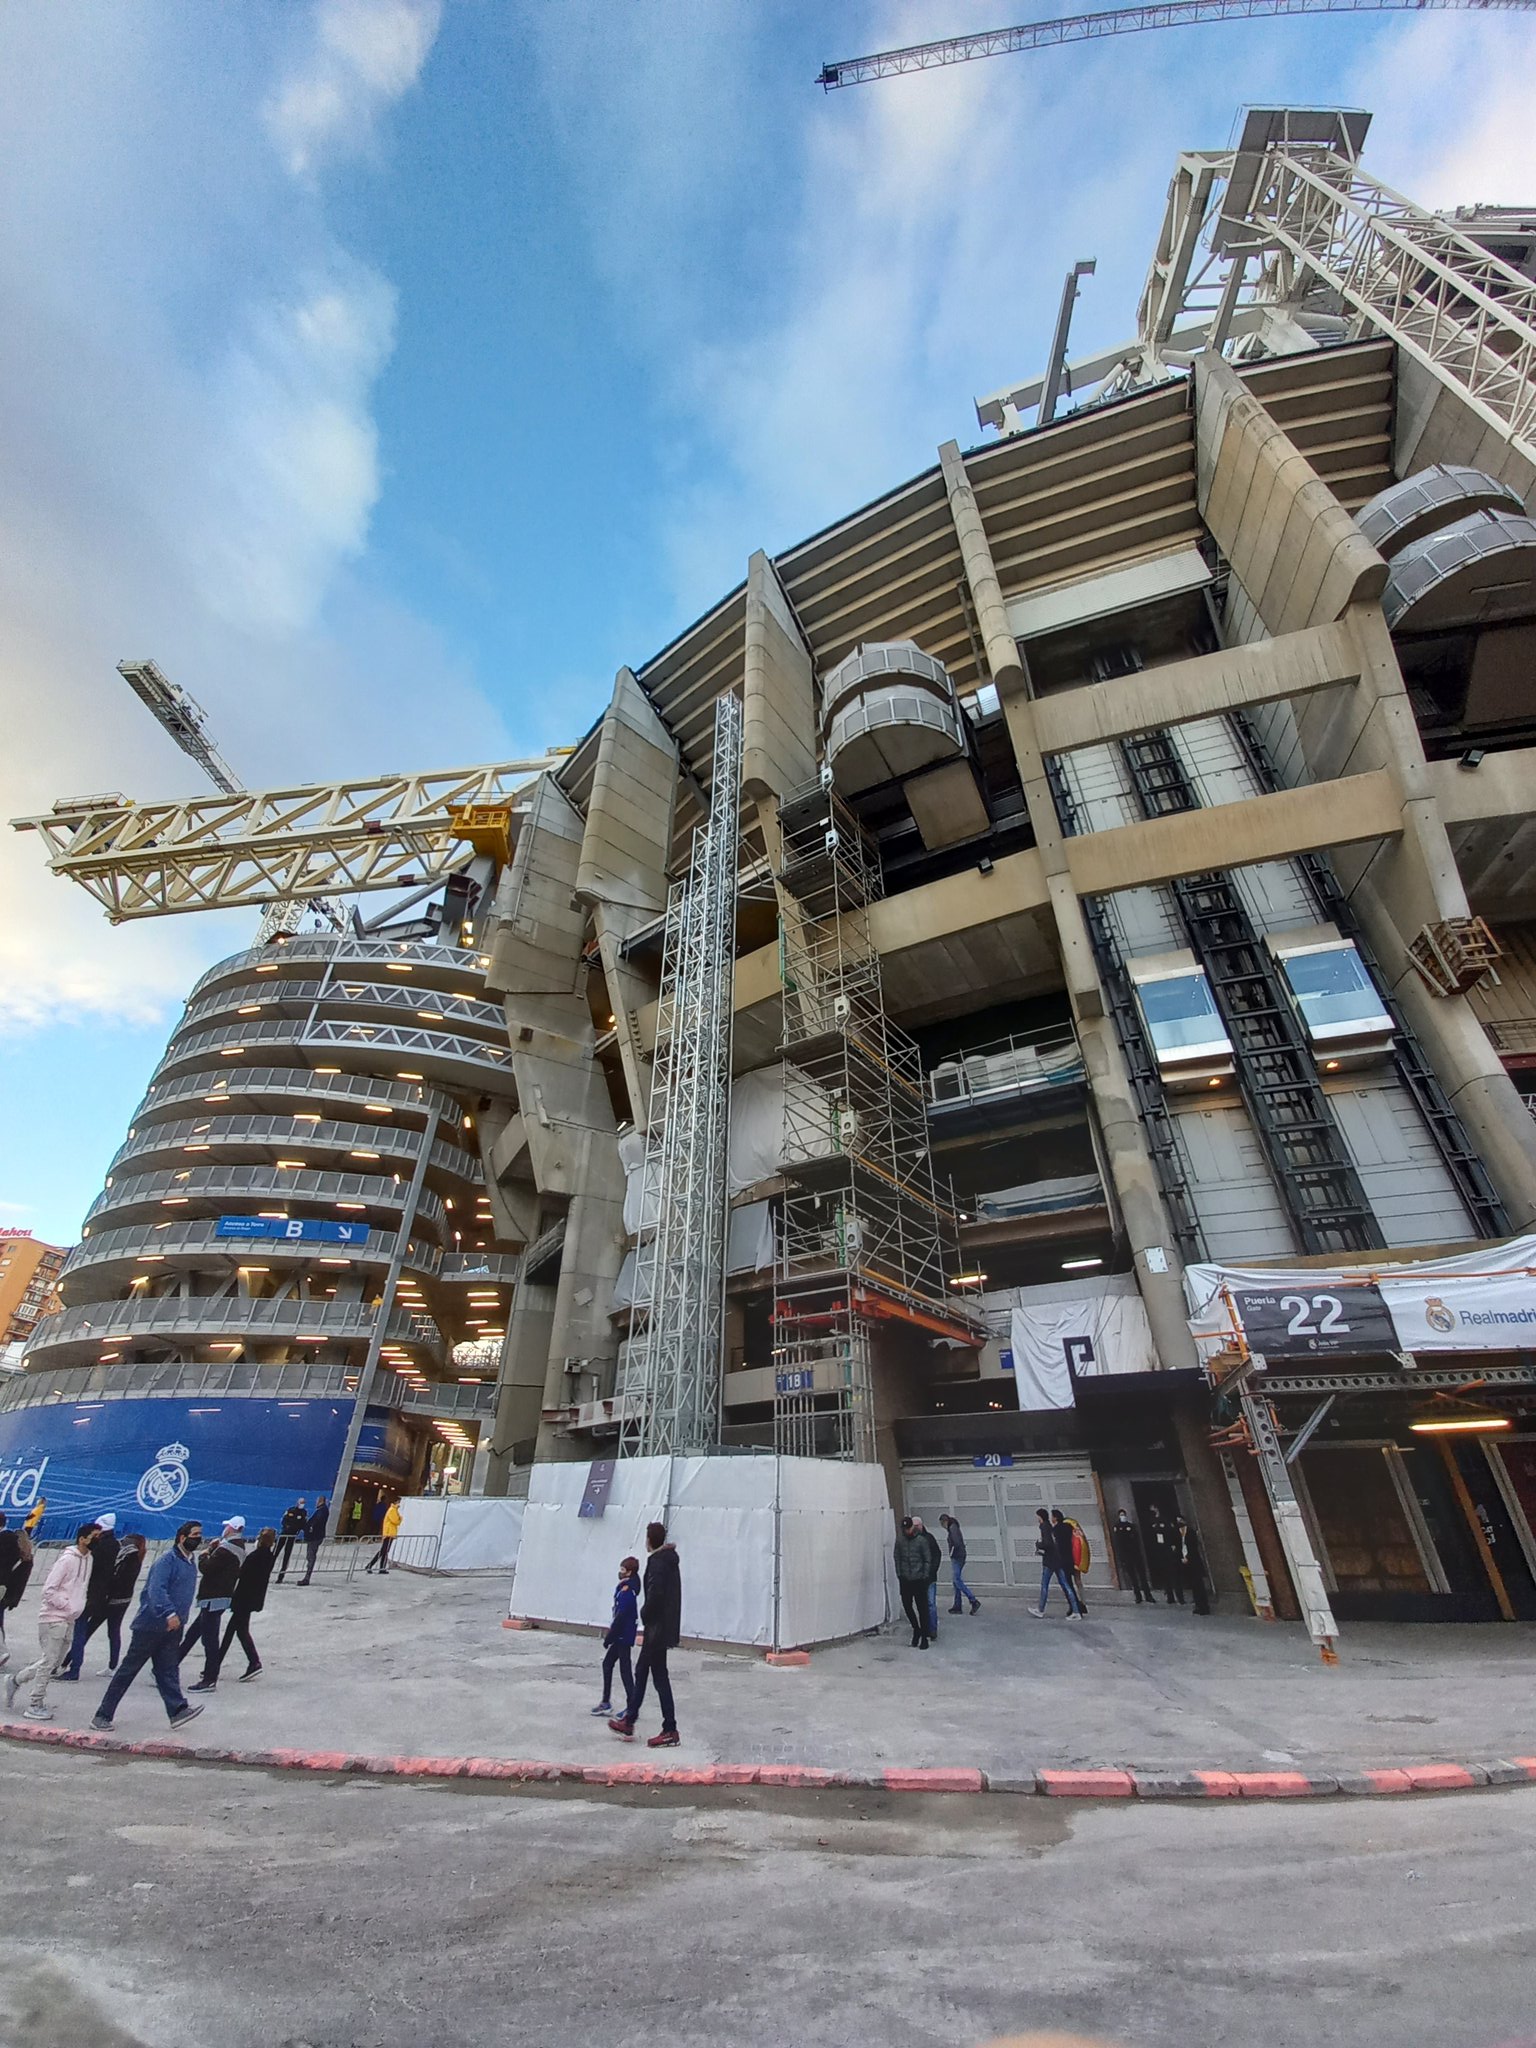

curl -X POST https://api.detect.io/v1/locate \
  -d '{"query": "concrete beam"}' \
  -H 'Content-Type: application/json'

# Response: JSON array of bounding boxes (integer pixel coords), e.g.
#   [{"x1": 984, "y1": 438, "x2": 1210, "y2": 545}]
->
[
  {"x1": 1033, "y1": 621, "x2": 1359, "y2": 757},
  {"x1": 1065, "y1": 770, "x2": 1402, "y2": 896},
  {"x1": 1428, "y1": 746, "x2": 1536, "y2": 828}
]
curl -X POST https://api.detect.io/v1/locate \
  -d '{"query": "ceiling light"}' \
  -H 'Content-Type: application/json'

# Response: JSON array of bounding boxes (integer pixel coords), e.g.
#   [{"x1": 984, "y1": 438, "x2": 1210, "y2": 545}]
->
[
  {"x1": 1410, "y1": 1416, "x2": 1511, "y2": 1434},
  {"x1": 948, "y1": 1272, "x2": 987, "y2": 1289},
  {"x1": 1062, "y1": 1257, "x2": 1103, "y2": 1271}
]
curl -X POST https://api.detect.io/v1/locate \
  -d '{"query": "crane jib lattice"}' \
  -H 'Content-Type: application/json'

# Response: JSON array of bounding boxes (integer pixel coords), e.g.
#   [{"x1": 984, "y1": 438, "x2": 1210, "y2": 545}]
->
[{"x1": 819, "y1": 0, "x2": 1536, "y2": 85}]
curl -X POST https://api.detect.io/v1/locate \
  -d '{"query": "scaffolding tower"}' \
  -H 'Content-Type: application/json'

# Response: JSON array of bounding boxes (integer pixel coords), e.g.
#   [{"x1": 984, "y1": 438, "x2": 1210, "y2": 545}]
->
[
  {"x1": 623, "y1": 692, "x2": 743, "y2": 1457},
  {"x1": 771, "y1": 780, "x2": 976, "y2": 1460}
]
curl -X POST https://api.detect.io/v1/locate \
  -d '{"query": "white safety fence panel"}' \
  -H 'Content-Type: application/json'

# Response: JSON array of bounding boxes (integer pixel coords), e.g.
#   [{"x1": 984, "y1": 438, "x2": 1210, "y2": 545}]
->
[
  {"x1": 777, "y1": 1456, "x2": 892, "y2": 1648},
  {"x1": 394, "y1": 1495, "x2": 525, "y2": 1571},
  {"x1": 666, "y1": 1455, "x2": 776, "y2": 1646},
  {"x1": 511, "y1": 1456, "x2": 670, "y2": 1631}
]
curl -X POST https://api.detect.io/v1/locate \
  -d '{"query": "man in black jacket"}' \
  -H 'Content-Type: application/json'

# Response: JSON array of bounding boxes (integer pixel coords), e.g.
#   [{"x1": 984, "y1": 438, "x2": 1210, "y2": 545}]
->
[
  {"x1": 58, "y1": 1510, "x2": 121, "y2": 1681},
  {"x1": 0, "y1": 1512, "x2": 31, "y2": 1668},
  {"x1": 609, "y1": 1521, "x2": 681, "y2": 1748},
  {"x1": 181, "y1": 1519, "x2": 247, "y2": 1690},
  {"x1": 1111, "y1": 1510, "x2": 1154, "y2": 1604},
  {"x1": 216, "y1": 1527, "x2": 279, "y2": 1681},
  {"x1": 298, "y1": 1496, "x2": 329, "y2": 1585},
  {"x1": 275, "y1": 1499, "x2": 307, "y2": 1583}
]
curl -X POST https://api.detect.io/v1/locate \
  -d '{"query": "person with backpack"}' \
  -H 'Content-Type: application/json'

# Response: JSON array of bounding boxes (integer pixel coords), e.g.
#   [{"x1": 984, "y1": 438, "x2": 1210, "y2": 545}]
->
[
  {"x1": 591, "y1": 1555, "x2": 640, "y2": 1719},
  {"x1": 180, "y1": 1519, "x2": 247, "y2": 1691},
  {"x1": 297, "y1": 1496, "x2": 329, "y2": 1585},
  {"x1": 0, "y1": 1512, "x2": 34, "y2": 1668},
  {"x1": 58, "y1": 1510, "x2": 120, "y2": 1681},
  {"x1": 214, "y1": 1527, "x2": 278, "y2": 1682},
  {"x1": 1052, "y1": 1507, "x2": 1090, "y2": 1617},
  {"x1": 1031, "y1": 1507, "x2": 1085, "y2": 1618},
  {"x1": 608, "y1": 1523, "x2": 681, "y2": 1747},
  {"x1": 939, "y1": 1513, "x2": 980, "y2": 1616}
]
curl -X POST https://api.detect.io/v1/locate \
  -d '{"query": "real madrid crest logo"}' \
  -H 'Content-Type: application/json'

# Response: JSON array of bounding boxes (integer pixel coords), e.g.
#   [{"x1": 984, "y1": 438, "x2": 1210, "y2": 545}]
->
[
  {"x1": 1423, "y1": 1297, "x2": 1457, "y2": 1336},
  {"x1": 136, "y1": 1440, "x2": 191, "y2": 1512}
]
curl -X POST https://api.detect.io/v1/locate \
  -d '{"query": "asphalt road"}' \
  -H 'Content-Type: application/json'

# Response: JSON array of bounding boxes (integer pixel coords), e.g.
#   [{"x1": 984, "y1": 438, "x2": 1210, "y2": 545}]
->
[{"x1": 2, "y1": 1745, "x2": 1534, "y2": 2048}]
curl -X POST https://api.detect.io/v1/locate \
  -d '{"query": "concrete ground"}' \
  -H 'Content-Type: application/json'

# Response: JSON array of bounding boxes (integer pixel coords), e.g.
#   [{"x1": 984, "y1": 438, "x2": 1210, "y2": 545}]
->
[
  {"x1": 3, "y1": 1739, "x2": 1535, "y2": 2048},
  {"x1": 6, "y1": 1568, "x2": 1535, "y2": 1774}
]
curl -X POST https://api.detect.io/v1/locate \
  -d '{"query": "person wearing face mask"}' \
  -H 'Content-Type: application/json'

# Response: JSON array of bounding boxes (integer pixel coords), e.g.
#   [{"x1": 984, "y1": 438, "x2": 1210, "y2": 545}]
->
[{"x1": 91, "y1": 1520, "x2": 206, "y2": 1732}]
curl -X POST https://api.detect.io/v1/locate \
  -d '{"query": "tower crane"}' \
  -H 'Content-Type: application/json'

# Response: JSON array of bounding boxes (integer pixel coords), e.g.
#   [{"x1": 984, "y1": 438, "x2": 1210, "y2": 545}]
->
[
  {"x1": 116, "y1": 657, "x2": 348, "y2": 944},
  {"x1": 818, "y1": 0, "x2": 1536, "y2": 88}
]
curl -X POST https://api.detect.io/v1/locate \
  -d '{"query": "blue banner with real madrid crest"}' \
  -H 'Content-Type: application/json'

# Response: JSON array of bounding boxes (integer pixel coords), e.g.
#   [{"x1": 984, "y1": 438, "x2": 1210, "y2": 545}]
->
[
  {"x1": 0, "y1": 1396, "x2": 412, "y2": 1541},
  {"x1": 1186, "y1": 1230, "x2": 1536, "y2": 1364}
]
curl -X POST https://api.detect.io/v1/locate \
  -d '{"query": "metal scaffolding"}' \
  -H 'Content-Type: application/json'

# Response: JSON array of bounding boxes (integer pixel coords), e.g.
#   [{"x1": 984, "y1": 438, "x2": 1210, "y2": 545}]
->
[
  {"x1": 771, "y1": 781, "x2": 974, "y2": 1461},
  {"x1": 623, "y1": 692, "x2": 743, "y2": 1457}
]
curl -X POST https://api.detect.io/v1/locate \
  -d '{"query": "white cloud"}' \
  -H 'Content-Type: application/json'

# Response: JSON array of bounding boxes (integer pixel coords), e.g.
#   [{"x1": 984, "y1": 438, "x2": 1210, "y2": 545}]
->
[
  {"x1": 0, "y1": 0, "x2": 457, "y2": 1041},
  {"x1": 1351, "y1": 17, "x2": 1536, "y2": 208},
  {"x1": 264, "y1": 0, "x2": 442, "y2": 179}
]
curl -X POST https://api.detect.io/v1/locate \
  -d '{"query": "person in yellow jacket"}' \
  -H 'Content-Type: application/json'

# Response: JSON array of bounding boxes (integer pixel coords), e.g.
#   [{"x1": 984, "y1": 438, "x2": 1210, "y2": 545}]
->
[{"x1": 364, "y1": 1498, "x2": 402, "y2": 1576}]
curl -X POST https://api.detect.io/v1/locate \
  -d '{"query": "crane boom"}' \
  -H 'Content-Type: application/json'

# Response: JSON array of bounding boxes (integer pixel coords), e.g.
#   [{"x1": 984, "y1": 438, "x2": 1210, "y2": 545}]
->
[
  {"x1": 11, "y1": 758, "x2": 562, "y2": 923},
  {"x1": 818, "y1": 0, "x2": 1536, "y2": 86}
]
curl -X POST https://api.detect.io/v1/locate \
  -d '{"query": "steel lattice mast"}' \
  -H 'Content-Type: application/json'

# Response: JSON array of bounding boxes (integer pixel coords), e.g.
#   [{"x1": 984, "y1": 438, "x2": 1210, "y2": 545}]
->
[
  {"x1": 818, "y1": 0, "x2": 1536, "y2": 86},
  {"x1": 624, "y1": 692, "x2": 743, "y2": 1458}
]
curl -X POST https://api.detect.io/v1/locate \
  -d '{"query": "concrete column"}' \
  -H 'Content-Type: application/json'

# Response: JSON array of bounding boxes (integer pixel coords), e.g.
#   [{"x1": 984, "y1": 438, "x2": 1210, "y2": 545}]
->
[{"x1": 939, "y1": 440, "x2": 1198, "y2": 1372}]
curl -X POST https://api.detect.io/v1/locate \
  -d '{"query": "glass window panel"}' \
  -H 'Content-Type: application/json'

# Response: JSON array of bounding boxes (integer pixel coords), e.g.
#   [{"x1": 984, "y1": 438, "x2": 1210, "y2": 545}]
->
[
  {"x1": 1135, "y1": 973, "x2": 1225, "y2": 1052},
  {"x1": 1279, "y1": 946, "x2": 1390, "y2": 1032}
]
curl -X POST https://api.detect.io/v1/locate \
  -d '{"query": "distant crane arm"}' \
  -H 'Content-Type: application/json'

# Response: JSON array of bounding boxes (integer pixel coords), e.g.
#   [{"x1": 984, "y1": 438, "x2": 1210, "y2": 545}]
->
[{"x1": 818, "y1": 0, "x2": 1536, "y2": 87}]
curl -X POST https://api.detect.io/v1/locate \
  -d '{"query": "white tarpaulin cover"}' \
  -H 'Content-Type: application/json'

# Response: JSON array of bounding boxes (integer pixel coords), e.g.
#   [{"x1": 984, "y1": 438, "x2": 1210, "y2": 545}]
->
[
  {"x1": 395, "y1": 1496, "x2": 525, "y2": 1570},
  {"x1": 509, "y1": 1453, "x2": 894, "y2": 1649},
  {"x1": 1186, "y1": 1230, "x2": 1536, "y2": 1359},
  {"x1": 612, "y1": 1201, "x2": 775, "y2": 1309},
  {"x1": 620, "y1": 1063, "x2": 834, "y2": 1238},
  {"x1": 982, "y1": 1274, "x2": 1156, "y2": 1410}
]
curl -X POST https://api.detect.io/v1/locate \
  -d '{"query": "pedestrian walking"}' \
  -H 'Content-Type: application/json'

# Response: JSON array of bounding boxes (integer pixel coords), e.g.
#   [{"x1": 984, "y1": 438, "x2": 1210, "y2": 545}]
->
[
  {"x1": 1148, "y1": 1505, "x2": 1184, "y2": 1605},
  {"x1": 608, "y1": 1522, "x2": 681, "y2": 1747},
  {"x1": 180, "y1": 1518, "x2": 247, "y2": 1691},
  {"x1": 1051, "y1": 1508, "x2": 1091, "y2": 1616},
  {"x1": 297, "y1": 1496, "x2": 329, "y2": 1584},
  {"x1": 1176, "y1": 1515, "x2": 1210, "y2": 1615},
  {"x1": 91, "y1": 1520, "x2": 205, "y2": 1731},
  {"x1": 0, "y1": 1513, "x2": 34, "y2": 1667},
  {"x1": 1031, "y1": 1507, "x2": 1085, "y2": 1618},
  {"x1": 102, "y1": 1535, "x2": 147, "y2": 1669},
  {"x1": 592, "y1": 1554, "x2": 640, "y2": 1718},
  {"x1": 1111, "y1": 1509, "x2": 1154, "y2": 1603},
  {"x1": 939, "y1": 1513, "x2": 981, "y2": 1615},
  {"x1": 58, "y1": 1510, "x2": 120, "y2": 1681},
  {"x1": 364, "y1": 1498, "x2": 402, "y2": 1575},
  {"x1": 5, "y1": 1522, "x2": 98, "y2": 1720},
  {"x1": 275, "y1": 1499, "x2": 307, "y2": 1582},
  {"x1": 216, "y1": 1527, "x2": 278, "y2": 1682},
  {"x1": 893, "y1": 1514, "x2": 933, "y2": 1648}
]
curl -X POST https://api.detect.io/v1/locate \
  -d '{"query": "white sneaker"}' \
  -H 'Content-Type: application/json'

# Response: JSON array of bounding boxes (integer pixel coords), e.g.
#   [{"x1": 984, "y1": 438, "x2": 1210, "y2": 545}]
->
[
  {"x1": 3, "y1": 1673, "x2": 17, "y2": 1710},
  {"x1": 23, "y1": 1706, "x2": 54, "y2": 1721},
  {"x1": 1030, "y1": 1606, "x2": 1047, "y2": 1618}
]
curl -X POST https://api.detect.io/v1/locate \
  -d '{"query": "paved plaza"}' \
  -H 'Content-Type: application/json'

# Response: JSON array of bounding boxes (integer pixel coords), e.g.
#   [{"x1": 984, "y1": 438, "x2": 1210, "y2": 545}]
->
[{"x1": 7, "y1": 1567, "x2": 1535, "y2": 1777}]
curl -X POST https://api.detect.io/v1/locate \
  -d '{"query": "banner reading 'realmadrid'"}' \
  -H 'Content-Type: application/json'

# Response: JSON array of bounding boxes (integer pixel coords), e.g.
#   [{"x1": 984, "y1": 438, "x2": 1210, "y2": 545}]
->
[{"x1": 1185, "y1": 1231, "x2": 1536, "y2": 1363}]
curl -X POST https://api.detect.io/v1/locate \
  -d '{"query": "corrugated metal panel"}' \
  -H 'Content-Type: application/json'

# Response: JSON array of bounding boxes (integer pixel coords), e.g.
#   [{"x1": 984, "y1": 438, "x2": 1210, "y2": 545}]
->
[
  {"x1": 1326, "y1": 1078, "x2": 1476, "y2": 1247},
  {"x1": 902, "y1": 1458, "x2": 1112, "y2": 1593},
  {"x1": 1174, "y1": 1104, "x2": 1294, "y2": 1260}
]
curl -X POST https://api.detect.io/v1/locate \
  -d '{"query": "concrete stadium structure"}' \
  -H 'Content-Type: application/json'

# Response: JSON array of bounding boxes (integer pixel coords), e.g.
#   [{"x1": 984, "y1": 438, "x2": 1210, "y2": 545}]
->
[{"x1": 9, "y1": 105, "x2": 1536, "y2": 1625}]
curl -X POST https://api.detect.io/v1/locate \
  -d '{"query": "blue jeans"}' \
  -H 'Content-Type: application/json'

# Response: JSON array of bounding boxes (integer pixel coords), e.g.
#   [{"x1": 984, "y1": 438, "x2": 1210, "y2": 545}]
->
[
  {"x1": 926, "y1": 1582, "x2": 939, "y2": 1635},
  {"x1": 1038, "y1": 1565, "x2": 1083, "y2": 1615},
  {"x1": 950, "y1": 1561, "x2": 977, "y2": 1608},
  {"x1": 96, "y1": 1623, "x2": 189, "y2": 1724}
]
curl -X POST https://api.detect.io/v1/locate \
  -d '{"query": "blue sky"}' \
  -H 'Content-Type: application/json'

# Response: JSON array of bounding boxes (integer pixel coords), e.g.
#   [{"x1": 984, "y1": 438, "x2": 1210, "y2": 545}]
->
[{"x1": 2, "y1": 0, "x2": 1534, "y2": 1247}]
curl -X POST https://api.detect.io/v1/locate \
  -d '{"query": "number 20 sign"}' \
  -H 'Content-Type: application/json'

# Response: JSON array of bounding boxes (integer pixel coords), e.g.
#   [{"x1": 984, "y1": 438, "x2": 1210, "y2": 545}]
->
[{"x1": 1232, "y1": 1284, "x2": 1397, "y2": 1359}]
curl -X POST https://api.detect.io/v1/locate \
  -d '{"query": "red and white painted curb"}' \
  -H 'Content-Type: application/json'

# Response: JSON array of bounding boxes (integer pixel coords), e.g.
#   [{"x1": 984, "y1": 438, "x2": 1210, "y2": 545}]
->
[{"x1": 3, "y1": 1716, "x2": 1534, "y2": 1798}]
